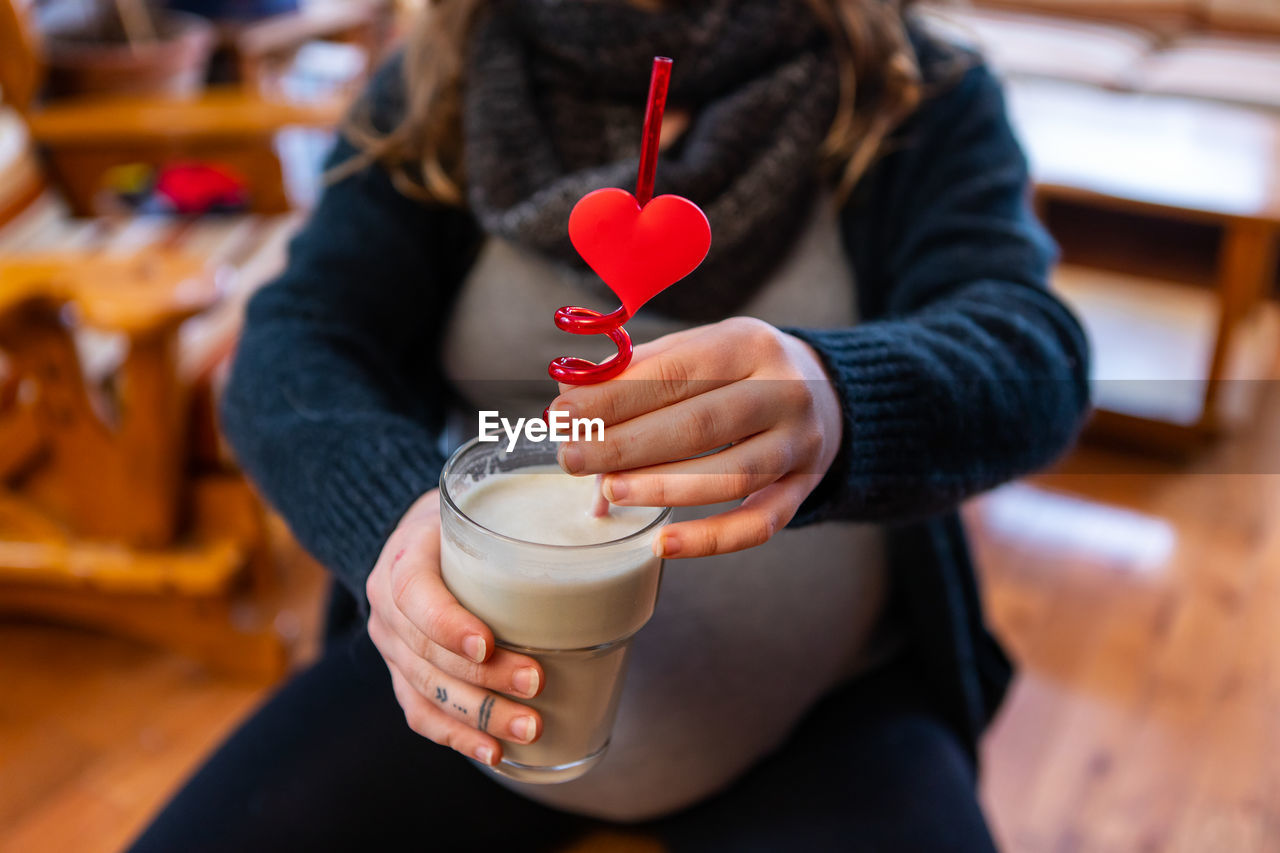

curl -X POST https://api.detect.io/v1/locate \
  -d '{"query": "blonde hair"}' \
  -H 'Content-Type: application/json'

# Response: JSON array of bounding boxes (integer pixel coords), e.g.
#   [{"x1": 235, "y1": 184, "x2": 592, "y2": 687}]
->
[{"x1": 340, "y1": 0, "x2": 925, "y2": 205}]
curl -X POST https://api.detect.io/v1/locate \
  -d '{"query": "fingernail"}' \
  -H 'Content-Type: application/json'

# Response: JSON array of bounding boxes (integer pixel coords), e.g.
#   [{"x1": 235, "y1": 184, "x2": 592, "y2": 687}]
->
[
  {"x1": 549, "y1": 401, "x2": 575, "y2": 420},
  {"x1": 463, "y1": 635, "x2": 487, "y2": 664},
  {"x1": 474, "y1": 744, "x2": 495, "y2": 765},
  {"x1": 513, "y1": 667, "x2": 540, "y2": 698},
  {"x1": 604, "y1": 477, "x2": 628, "y2": 502},
  {"x1": 656, "y1": 532, "x2": 681, "y2": 558},
  {"x1": 559, "y1": 445, "x2": 584, "y2": 474},
  {"x1": 511, "y1": 716, "x2": 538, "y2": 744}
]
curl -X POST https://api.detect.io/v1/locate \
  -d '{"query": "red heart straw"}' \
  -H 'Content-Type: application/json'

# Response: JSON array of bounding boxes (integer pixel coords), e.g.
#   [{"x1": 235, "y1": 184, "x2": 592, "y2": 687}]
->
[
  {"x1": 549, "y1": 57, "x2": 710, "y2": 519},
  {"x1": 547, "y1": 56, "x2": 674, "y2": 386}
]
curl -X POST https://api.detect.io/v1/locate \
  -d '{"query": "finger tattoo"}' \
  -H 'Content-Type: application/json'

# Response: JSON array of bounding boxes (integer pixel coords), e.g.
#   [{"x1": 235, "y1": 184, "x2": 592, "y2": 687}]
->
[{"x1": 477, "y1": 695, "x2": 495, "y2": 732}]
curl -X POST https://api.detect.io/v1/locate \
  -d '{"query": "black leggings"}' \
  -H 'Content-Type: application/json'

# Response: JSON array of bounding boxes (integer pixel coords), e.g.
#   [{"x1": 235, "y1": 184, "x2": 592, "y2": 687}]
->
[{"x1": 128, "y1": 629, "x2": 999, "y2": 852}]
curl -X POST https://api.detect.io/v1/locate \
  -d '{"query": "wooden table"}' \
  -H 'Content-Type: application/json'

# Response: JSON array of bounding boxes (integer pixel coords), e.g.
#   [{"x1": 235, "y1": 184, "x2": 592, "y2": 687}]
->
[{"x1": 1007, "y1": 77, "x2": 1280, "y2": 447}]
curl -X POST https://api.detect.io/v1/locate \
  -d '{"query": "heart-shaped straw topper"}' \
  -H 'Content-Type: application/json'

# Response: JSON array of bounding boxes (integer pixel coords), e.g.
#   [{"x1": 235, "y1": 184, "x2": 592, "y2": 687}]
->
[
  {"x1": 549, "y1": 57, "x2": 712, "y2": 386},
  {"x1": 569, "y1": 188, "x2": 711, "y2": 318}
]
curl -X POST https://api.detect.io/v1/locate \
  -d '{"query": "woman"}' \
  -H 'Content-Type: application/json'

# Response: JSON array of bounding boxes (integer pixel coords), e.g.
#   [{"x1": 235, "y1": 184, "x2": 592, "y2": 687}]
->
[{"x1": 130, "y1": 0, "x2": 1089, "y2": 849}]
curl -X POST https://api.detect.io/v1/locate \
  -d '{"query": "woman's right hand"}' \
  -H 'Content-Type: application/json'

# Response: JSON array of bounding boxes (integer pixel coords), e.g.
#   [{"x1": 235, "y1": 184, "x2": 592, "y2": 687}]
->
[{"x1": 365, "y1": 489, "x2": 544, "y2": 766}]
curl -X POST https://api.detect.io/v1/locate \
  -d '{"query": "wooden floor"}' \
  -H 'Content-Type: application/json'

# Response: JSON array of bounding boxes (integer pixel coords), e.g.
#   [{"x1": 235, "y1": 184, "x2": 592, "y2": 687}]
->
[
  {"x1": 0, "y1": 519, "x2": 329, "y2": 853},
  {"x1": 2, "y1": 381, "x2": 1279, "y2": 852},
  {"x1": 974, "y1": 389, "x2": 1280, "y2": 849}
]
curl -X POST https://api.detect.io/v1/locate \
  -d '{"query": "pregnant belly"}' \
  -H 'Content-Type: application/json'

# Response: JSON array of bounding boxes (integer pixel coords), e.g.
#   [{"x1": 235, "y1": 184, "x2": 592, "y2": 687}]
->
[{"x1": 489, "y1": 512, "x2": 889, "y2": 822}]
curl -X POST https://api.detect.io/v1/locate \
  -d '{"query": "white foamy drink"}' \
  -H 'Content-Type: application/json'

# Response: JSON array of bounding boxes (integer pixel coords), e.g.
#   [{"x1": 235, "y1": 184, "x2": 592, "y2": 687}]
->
[{"x1": 440, "y1": 446, "x2": 668, "y2": 784}]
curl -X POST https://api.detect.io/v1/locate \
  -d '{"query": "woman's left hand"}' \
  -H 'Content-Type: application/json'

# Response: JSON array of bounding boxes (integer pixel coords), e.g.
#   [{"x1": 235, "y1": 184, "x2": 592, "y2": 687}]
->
[{"x1": 550, "y1": 317, "x2": 843, "y2": 560}]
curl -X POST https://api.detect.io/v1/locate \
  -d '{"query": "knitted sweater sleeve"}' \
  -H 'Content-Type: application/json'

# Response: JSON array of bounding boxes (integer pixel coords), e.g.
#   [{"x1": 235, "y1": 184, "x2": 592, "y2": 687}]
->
[
  {"x1": 786, "y1": 61, "x2": 1091, "y2": 524},
  {"x1": 219, "y1": 130, "x2": 478, "y2": 600}
]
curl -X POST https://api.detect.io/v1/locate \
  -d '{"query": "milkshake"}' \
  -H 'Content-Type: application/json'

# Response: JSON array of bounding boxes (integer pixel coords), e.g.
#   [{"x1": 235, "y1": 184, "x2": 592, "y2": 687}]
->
[{"x1": 439, "y1": 436, "x2": 669, "y2": 783}]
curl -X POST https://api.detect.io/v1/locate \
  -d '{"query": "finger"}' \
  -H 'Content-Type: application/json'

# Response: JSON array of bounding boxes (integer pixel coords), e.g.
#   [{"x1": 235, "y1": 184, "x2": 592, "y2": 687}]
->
[
  {"x1": 373, "y1": 615, "x2": 541, "y2": 746},
  {"x1": 381, "y1": 600, "x2": 543, "y2": 698},
  {"x1": 559, "y1": 380, "x2": 778, "y2": 476},
  {"x1": 601, "y1": 433, "x2": 793, "y2": 507},
  {"x1": 386, "y1": 543, "x2": 494, "y2": 666},
  {"x1": 553, "y1": 321, "x2": 757, "y2": 427},
  {"x1": 653, "y1": 474, "x2": 814, "y2": 559},
  {"x1": 554, "y1": 330, "x2": 693, "y2": 397},
  {"x1": 627, "y1": 324, "x2": 714, "y2": 364},
  {"x1": 388, "y1": 661, "x2": 503, "y2": 766}
]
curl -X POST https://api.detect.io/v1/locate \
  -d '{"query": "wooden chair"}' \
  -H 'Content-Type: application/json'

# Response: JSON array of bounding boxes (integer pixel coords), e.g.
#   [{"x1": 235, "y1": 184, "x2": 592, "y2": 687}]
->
[
  {"x1": 0, "y1": 94, "x2": 306, "y2": 679},
  {"x1": 0, "y1": 0, "x2": 351, "y2": 215}
]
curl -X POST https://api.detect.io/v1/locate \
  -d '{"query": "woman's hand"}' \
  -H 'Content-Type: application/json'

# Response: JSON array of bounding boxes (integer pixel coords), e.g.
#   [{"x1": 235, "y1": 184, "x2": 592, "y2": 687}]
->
[
  {"x1": 550, "y1": 317, "x2": 843, "y2": 559},
  {"x1": 365, "y1": 490, "x2": 544, "y2": 765}
]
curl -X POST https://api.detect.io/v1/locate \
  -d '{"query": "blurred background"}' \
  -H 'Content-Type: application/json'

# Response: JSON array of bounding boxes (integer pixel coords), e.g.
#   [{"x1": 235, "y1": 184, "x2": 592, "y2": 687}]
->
[{"x1": 0, "y1": 0, "x2": 1277, "y2": 851}]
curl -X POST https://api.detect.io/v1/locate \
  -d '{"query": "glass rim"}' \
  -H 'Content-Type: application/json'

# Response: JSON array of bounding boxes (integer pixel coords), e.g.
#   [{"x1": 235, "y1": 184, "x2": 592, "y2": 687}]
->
[{"x1": 439, "y1": 436, "x2": 672, "y2": 552}]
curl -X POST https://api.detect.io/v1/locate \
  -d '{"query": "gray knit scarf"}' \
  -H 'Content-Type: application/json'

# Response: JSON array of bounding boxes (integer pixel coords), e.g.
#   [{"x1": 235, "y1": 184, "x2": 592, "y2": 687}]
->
[{"x1": 463, "y1": 0, "x2": 840, "y2": 322}]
